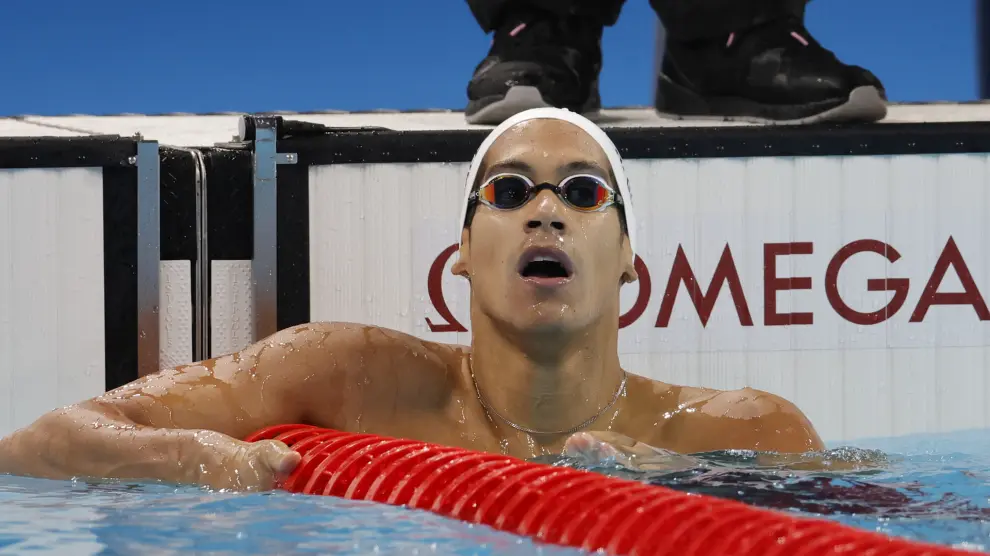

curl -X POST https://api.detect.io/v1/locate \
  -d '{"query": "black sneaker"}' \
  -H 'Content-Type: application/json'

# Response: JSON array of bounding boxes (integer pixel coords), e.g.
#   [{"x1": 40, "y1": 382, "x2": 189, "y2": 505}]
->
[
  {"x1": 656, "y1": 17, "x2": 888, "y2": 124},
  {"x1": 465, "y1": 7, "x2": 603, "y2": 125}
]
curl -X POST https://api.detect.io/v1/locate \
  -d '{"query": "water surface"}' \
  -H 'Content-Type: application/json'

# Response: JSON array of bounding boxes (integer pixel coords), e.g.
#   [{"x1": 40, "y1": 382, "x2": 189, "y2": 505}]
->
[{"x1": 0, "y1": 429, "x2": 987, "y2": 554}]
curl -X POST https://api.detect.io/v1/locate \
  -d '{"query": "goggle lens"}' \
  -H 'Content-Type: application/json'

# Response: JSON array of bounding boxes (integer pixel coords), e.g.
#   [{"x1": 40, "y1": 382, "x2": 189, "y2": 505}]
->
[{"x1": 480, "y1": 174, "x2": 614, "y2": 212}]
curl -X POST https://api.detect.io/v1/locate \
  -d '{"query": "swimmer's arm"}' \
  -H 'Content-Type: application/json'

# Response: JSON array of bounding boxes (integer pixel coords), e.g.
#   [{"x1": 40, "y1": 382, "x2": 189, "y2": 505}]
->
[
  {"x1": 0, "y1": 322, "x2": 363, "y2": 483},
  {"x1": 665, "y1": 389, "x2": 881, "y2": 471},
  {"x1": 745, "y1": 390, "x2": 826, "y2": 454},
  {"x1": 0, "y1": 403, "x2": 219, "y2": 482}
]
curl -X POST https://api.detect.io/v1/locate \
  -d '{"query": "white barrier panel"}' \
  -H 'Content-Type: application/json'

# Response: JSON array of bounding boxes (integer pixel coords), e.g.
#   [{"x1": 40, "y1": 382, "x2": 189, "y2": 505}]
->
[
  {"x1": 305, "y1": 155, "x2": 990, "y2": 443},
  {"x1": 210, "y1": 260, "x2": 254, "y2": 357},
  {"x1": 0, "y1": 158, "x2": 192, "y2": 437},
  {"x1": 0, "y1": 168, "x2": 106, "y2": 437},
  {"x1": 160, "y1": 260, "x2": 192, "y2": 370}
]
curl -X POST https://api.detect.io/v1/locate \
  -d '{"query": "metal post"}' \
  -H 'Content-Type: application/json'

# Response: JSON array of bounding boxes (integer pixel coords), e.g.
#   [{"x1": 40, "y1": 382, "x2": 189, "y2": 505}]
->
[
  {"x1": 252, "y1": 117, "x2": 279, "y2": 342},
  {"x1": 161, "y1": 146, "x2": 209, "y2": 362},
  {"x1": 190, "y1": 149, "x2": 209, "y2": 361},
  {"x1": 135, "y1": 141, "x2": 161, "y2": 377}
]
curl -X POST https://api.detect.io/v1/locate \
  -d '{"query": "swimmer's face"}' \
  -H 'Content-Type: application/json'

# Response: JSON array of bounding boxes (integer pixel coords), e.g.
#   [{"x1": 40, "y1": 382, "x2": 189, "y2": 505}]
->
[{"x1": 452, "y1": 119, "x2": 637, "y2": 334}]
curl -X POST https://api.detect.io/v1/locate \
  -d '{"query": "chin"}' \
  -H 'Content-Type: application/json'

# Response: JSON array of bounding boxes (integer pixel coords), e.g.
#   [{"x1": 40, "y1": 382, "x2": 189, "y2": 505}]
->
[
  {"x1": 513, "y1": 319, "x2": 573, "y2": 338},
  {"x1": 510, "y1": 305, "x2": 588, "y2": 336}
]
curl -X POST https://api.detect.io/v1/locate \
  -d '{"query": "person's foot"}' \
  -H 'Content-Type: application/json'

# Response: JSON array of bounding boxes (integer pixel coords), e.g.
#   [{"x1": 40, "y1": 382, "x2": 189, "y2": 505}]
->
[
  {"x1": 656, "y1": 17, "x2": 887, "y2": 125},
  {"x1": 465, "y1": 7, "x2": 603, "y2": 125}
]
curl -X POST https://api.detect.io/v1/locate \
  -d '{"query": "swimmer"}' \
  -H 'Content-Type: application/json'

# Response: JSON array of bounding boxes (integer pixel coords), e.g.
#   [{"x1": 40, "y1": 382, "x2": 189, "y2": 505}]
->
[{"x1": 0, "y1": 108, "x2": 824, "y2": 491}]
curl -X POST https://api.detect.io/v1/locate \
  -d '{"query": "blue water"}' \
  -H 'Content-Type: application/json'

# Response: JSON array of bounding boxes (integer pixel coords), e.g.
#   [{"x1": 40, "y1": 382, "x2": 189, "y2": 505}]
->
[{"x1": 0, "y1": 429, "x2": 987, "y2": 555}]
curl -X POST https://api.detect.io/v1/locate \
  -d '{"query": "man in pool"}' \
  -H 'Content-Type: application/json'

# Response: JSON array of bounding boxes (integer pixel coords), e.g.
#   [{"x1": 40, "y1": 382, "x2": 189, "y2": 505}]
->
[{"x1": 0, "y1": 108, "x2": 824, "y2": 491}]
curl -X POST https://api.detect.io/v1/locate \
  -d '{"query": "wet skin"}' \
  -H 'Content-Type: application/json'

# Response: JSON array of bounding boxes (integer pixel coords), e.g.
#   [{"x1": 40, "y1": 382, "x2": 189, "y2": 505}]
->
[{"x1": 0, "y1": 119, "x2": 824, "y2": 491}]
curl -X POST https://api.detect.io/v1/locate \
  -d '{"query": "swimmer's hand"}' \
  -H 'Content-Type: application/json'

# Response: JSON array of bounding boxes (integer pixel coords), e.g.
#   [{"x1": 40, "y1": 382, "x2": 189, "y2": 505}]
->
[
  {"x1": 563, "y1": 431, "x2": 696, "y2": 472},
  {"x1": 194, "y1": 432, "x2": 301, "y2": 492},
  {"x1": 0, "y1": 412, "x2": 300, "y2": 492}
]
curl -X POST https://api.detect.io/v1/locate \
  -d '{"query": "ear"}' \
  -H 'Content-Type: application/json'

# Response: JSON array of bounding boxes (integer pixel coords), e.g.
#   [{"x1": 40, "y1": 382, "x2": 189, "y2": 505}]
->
[
  {"x1": 451, "y1": 228, "x2": 471, "y2": 278},
  {"x1": 619, "y1": 236, "x2": 638, "y2": 285}
]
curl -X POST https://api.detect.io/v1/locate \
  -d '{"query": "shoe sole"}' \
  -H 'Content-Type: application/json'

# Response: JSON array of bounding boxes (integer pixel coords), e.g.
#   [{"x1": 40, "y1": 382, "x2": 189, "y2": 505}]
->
[
  {"x1": 465, "y1": 86, "x2": 601, "y2": 126},
  {"x1": 656, "y1": 79, "x2": 888, "y2": 125}
]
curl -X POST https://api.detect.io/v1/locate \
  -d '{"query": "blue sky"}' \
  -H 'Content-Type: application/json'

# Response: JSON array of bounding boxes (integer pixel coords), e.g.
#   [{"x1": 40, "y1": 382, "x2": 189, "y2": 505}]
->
[{"x1": 0, "y1": 0, "x2": 979, "y2": 116}]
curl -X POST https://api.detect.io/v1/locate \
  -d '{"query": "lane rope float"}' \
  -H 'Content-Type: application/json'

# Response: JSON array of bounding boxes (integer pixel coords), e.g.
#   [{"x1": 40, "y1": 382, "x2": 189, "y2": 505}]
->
[{"x1": 246, "y1": 424, "x2": 966, "y2": 555}]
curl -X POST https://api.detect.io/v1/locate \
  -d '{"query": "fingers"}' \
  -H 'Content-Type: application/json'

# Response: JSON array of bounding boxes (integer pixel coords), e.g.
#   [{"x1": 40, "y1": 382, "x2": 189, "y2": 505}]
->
[
  {"x1": 563, "y1": 432, "x2": 595, "y2": 456},
  {"x1": 564, "y1": 432, "x2": 620, "y2": 464},
  {"x1": 564, "y1": 432, "x2": 697, "y2": 472},
  {"x1": 584, "y1": 431, "x2": 638, "y2": 448},
  {"x1": 255, "y1": 440, "x2": 301, "y2": 477}
]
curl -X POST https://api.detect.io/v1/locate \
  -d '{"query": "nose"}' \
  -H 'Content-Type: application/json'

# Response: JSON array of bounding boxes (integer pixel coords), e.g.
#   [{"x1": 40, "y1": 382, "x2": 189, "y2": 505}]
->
[{"x1": 525, "y1": 190, "x2": 566, "y2": 233}]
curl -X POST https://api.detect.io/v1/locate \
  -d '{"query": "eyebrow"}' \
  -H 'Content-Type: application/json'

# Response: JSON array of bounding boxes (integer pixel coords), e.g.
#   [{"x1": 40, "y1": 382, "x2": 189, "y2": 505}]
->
[
  {"x1": 484, "y1": 160, "x2": 534, "y2": 177},
  {"x1": 482, "y1": 159, "x2": 610, "y2": 181},
  {"x1": 559, "y1": 160, "x2": 609, "y2": 178}
]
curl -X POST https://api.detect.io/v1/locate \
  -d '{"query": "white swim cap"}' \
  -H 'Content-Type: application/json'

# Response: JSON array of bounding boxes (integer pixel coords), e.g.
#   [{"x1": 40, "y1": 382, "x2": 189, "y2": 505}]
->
[{"x1": 457, "y1": 107, "x2": 637, "y2": 257}]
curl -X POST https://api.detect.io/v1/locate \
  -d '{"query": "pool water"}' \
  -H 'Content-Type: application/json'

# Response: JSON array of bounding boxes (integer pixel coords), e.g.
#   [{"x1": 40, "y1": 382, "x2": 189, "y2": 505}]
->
[
  {"x1": 569, "y1": 428, "x2": 990, "y2": 553},
  {"x1": 0, "y1": 477, "x2": 579, "y2": 555},
  {"x1": 0, "y1": 428, "x2": 987, "y2": 555}
]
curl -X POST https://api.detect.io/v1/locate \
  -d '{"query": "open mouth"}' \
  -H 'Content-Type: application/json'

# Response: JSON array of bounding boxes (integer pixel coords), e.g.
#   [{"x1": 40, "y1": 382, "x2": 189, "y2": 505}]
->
[
  {"x1": 517, "y1": 247, "x2": 574, "y2": 283},
  {"x1": 521, "y1": 259, "x2": 569, "y2": 278}
]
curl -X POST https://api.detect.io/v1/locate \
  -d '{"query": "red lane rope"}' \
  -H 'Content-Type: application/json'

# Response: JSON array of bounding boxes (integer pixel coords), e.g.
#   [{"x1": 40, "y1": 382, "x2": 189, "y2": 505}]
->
[{"x1": 246, "y1": 424, "x2": 966, "y2": 556}]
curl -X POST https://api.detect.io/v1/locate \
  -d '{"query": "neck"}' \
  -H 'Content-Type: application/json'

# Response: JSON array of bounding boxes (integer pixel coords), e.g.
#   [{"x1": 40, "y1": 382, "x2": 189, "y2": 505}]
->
[{"x1": 469, "y1": 313, "x2": 625, "y2": 435}]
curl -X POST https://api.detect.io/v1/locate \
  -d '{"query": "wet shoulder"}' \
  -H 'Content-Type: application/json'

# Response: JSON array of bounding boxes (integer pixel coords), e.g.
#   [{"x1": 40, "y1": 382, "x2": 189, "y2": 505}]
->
[
  {"x1": 624, "y1": 373, "x2": 718, "y2": 415},
  {"x1": 632, "y1": 379, "x2": 796, "y2": 421},
  {"x1": 292, "y1": 322, "x2": 464, "y2": 359},
  {"x1": 295, "y1": 322, "x2": 469, "y2": 405},
  {"x1": 673, "y1": 386, "x2": 823, "y2": 453},
  {"x1": 673, "y1": 386, "x2": 766, "y2": 417},
  {"x1": 623, "y1": 374, "x2": 822, "y2": 453}
]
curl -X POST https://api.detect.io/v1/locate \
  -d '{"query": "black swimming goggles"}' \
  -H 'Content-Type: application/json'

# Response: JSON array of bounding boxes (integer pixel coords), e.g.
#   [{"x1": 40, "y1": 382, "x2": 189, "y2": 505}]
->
[{"x1": 468, "y1": 173, "x2": 624, "y2": 214}]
